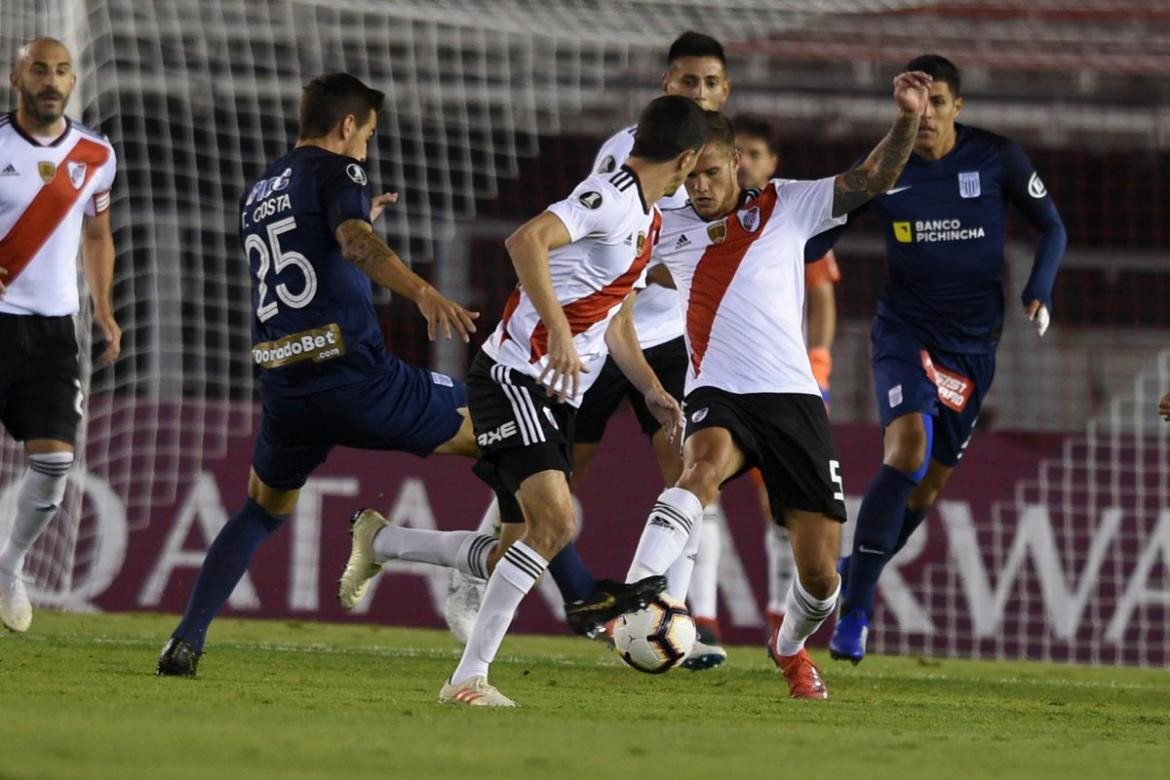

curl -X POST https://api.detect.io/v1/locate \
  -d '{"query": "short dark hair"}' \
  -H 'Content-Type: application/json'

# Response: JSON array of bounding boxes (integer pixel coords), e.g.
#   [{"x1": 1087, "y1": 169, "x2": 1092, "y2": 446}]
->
[
  {"x1": 299, "y1": 73, "x2": 385, "y2": 139},
  {"x1": 704, "y1": 111, "x2": 735, "y2": 152},
  {"x1": 667, "y1": 32, "x2": 725, "y2": 66},
  {"x1": 630, "y1": 95, "x2": 709, "y2": 162},
  {"x1": 905, "y1": 54, "x2": 961, "y2": 98},
  {"x1": 731, "y1": 114, "x2": 778, "y2": 154}
]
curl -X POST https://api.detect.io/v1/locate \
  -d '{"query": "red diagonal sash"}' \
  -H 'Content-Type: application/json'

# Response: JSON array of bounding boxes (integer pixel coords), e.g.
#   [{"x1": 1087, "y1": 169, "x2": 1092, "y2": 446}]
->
[{"x1": 0, "y1": 136, "x2": 109, "y2": 282}]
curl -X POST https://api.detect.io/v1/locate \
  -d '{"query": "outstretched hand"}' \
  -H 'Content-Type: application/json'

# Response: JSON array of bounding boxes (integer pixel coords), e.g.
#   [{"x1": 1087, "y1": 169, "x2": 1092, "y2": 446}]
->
[
  {"x1": 370, "y1": 192, "x2": 399, "y2": 223},
  {"x1": 416, "y1": 287, "x2": 478, "y2": 343},
  {"x1": 893, "y1": 70, "x2": 932, "y2": 116}
]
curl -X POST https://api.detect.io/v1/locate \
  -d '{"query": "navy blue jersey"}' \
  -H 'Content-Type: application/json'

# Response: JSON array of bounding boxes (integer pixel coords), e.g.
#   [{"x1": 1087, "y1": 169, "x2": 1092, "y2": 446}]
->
[
  {"x1": 812, "y1": 124, "x2": 1066, "y2": 353},
  {"x1": 240, "y1": 146, "x2": 389, "y2": 395}
]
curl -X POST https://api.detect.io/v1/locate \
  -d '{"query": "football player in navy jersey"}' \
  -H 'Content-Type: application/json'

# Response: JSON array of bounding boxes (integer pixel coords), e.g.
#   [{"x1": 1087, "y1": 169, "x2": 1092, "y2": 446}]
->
[
  {"x1": 157, "y1": 73, "x2": 481, "y2": 676},
  {"x1": 818, "y1": 55, "x2": 1067, "y2": 663}
]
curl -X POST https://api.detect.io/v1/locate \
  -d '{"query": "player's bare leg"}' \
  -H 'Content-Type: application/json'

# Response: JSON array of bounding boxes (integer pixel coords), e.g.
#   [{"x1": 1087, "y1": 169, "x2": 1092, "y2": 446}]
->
[
  {"x1": 441, "y1": 470, "x2": 576, "y2": 706},
  {"x1": 0, "y1": 438, "x2": 74, "y2": 633},
  {"x1": 430, "y1": 407, "x2": 478, "y2": 457},
  {"x1": 769, "y1": 509, "x2": 841, "y2": 699}
]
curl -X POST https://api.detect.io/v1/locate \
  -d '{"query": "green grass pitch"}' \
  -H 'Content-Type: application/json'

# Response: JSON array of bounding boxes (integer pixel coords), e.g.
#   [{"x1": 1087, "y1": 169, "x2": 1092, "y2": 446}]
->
[{"x1": 2, "y1": 611, "x2": 1168, "y2": 779}]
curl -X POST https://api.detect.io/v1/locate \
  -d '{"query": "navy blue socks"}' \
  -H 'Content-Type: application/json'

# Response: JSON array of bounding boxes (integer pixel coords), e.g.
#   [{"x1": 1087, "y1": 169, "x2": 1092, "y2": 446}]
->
[
  {"x1": 547, "y1": 541, "x2": 599, "y2": 603},
  {"x1": 841, "y1": 465, "x2": 920, "y2": 616},
  {"x1": 172, "y1": 498, "x2": 286, "y2": 652}
]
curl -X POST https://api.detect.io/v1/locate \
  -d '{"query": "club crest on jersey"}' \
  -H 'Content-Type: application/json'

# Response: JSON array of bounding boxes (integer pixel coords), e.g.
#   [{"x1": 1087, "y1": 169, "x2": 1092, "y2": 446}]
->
[
  {"x1": 707, "y1": 221, "x2": 726, "y2": 244},
  {"x1": 1028, "y1": 172, "x2": 1048, "y2": 199},
  {"x1": 635, "y1": 231, "x2": 647, "y2": 252},
  {"x1": 67, "y1": 161, "x2": 87, "y2": 189},
  {"x1": 37, "y1": 161, "x2": 56, "y2": 183},
  {"x1": 346, "y1": 163, "x2": 367, "y2": 185},
  {"x1": 737, "y1": 205, "x2": 761, "y2": 232},
  {"x1": 958, "y1": 171, "x2": 981, "y2": 199},
  {"x1": 597, "y1": 155, "x2": 616, "y2": 173},
  {"x1": 578, "y1": 191, "x2": 603, "y2": 209}
]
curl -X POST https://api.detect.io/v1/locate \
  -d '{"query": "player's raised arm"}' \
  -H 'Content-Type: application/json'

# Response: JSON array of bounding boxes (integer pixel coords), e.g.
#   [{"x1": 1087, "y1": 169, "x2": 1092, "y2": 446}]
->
[
  {"x1": 604, "y1": 292, "x2": 683, "y2": 442},
  {"x1": 831, "y1": 71, "x2": 931, "y2": 217},
  {"x1": 335, "y1": 219, "x2": 478, "y2": 342},
  {"x1": 503, "y1": 210, "x2": 582, "y2": 401}
]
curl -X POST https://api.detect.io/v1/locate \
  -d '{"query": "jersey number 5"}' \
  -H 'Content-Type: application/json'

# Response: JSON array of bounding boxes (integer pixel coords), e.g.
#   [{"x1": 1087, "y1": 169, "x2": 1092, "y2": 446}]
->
[{"x1": 247, "y1": 216, "x2": 317, "y2": 323}]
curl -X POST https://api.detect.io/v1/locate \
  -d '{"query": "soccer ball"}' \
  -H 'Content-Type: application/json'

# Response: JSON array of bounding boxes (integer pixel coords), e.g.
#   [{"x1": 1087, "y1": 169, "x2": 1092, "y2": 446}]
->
[{"x1": 613, "y1": 593, "x2": 696, "y2": 674}]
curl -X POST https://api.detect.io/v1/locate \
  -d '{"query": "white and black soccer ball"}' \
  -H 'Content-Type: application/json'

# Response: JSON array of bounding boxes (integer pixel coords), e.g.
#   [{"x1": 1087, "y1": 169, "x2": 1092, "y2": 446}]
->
[{"x1": 613, "y1": 593, "x2": 696, "y2": 674}]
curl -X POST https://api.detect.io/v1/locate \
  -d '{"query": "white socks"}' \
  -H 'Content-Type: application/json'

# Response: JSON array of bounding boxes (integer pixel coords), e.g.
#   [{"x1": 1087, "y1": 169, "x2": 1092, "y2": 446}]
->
[
  {"x1": 451, "y1": 540, "x2": 548, "y2": 684},
  {"x1": 765, "y1": 523, "x2": 796, "y2": 616},
  {"x1": 0, "y1": 452, "x2": 73, "y2": 575},
  {"x1": 687, "y1": 504, "x2": 722, "y2": 618},
  {"x1": 664, "y1": 503, "x2": 704, "y2": 600},
  {"x1": 373, "y1": 526, "x2": 497, "y2": 580},
  {"x1": 774, "y1": 574, "x2": 841, "y2": 657},
  {"x1": 626, "y1": 487, "x2": 704, "y2": 583},
  {"x1": 475, "y1": 497, "x2": 501, "y2": 535}
]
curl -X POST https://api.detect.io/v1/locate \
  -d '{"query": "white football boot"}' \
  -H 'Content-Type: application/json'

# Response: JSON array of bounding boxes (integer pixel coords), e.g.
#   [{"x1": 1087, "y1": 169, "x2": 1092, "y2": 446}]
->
[
  {"x1": 0, "y1": 569, "x2": 33, "y2": 632},
  {"x1": 443, "y1": 570, "x2": 486, "y2": 644},
  {"x1": 439, "y1": 675, "x2": 517, "y2": 707},
  {"x1": 338, "y1": 508, "x2": 388, "y2": 609}
]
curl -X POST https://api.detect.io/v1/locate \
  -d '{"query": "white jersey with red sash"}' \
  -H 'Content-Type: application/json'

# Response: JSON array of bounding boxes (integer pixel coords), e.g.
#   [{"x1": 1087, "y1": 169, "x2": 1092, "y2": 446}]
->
[
  {"x1": 0, "y1": 113, "x2": 116, "y2": 316},
  {"x1": 483, "y1": 165, "x2": 661, "y2": 407},
  {"x1": 653, "y1": 177, "x2": 846, "y2": 398}
]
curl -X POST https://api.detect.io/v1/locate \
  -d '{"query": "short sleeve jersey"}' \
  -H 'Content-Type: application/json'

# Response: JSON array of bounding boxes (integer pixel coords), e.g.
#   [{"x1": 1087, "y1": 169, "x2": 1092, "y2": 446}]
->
[
  {"x1": 482, "y1": 165, "x2": 661, "y2": 407},
  {"x1": 592, "y1": 124, "x2": 688, "y2": 349},
  {"x1": 241, "y1": 145, "x2": 389, "y2": 395},
  {"x1": 0, "y1": 113, "x2": 116, "y2": 316},
  {"x1": 654, "y1": 177, "x2": 846, "y2": 397}
]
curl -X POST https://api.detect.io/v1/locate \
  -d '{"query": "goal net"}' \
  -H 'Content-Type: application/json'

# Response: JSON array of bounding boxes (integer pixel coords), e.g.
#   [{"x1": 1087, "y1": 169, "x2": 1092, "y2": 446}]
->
[{"x1": 0, "y1": 0, "x2": 1166, "y2": 664}]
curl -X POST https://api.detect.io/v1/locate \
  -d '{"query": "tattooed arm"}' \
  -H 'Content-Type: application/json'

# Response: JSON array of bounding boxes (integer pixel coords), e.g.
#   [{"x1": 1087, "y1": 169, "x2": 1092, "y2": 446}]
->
[
  {"x1": 832, "y1": 71, "x2": 932, "y2": 217},
  {"x1": 335, "y1": 219, "x2": 478, "y2": 341}
]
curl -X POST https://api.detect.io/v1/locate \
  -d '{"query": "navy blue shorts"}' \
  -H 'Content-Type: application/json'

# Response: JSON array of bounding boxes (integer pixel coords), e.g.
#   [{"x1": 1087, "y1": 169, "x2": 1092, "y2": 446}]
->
[
  {"x1": 252, "y1": 360, "x2": 467, "y2": 490},
  {"x1": 870, "y1": 316, "x2": 996, "y2": 467}
]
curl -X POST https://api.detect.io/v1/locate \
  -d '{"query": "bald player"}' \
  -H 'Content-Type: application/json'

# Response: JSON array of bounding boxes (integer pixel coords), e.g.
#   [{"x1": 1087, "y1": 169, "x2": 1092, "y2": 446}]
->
[{"x1": 0, "y1": 37, "x2": 120, "y2": 633}]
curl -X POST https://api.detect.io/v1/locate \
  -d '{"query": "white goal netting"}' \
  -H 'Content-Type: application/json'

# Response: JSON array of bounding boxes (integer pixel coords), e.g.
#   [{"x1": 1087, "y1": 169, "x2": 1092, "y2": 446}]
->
[{"x1": 0, "y1": 0, "x2": 1167, "y2": 665}]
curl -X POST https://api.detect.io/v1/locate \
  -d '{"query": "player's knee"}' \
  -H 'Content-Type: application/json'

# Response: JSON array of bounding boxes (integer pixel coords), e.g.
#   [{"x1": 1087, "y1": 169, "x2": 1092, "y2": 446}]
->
[
  {"x1": 522, "y1": 500, "x2": 576, "y2": 553},
  {"x1": 797, "y1": 564, "x2": 840, "y2": 601},
  {"x1": 884, "y1": 429, "x2": 928, "y2": 478},
  {"x1": 676, "y1": 459, "x2": 721, "y2": 505}
]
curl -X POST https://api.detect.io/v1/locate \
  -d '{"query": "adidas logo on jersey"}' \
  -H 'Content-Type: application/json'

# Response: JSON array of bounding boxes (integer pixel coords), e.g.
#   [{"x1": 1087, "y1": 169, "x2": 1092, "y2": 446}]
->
[
  {"x1": 0, "y1": 163, "x2": 17, "y2": 176},
  {"x1": 674, "y1": 234, "x2": 690, "y2": 249}
]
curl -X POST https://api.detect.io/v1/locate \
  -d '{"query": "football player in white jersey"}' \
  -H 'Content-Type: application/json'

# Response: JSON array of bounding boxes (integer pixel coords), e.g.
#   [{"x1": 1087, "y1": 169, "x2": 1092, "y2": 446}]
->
[
  {"x1": 567, "y1": 32, "x2": 732, "y2": 667},
  {"x1": 622, "y1": 74, "x2": 931, "y2": 699},
  {"x1": 0, "y1": 37, "x2": 119, "y2": 633},
  {"x1": 339, "y1": 95, "x2": 706, "y2": 706},
  {"x1": 734, "y1": 113, "x2": 843, "y2": 640},
  {"x1": 441, "y1": 33, "x2": 734, "y2": 665}
]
